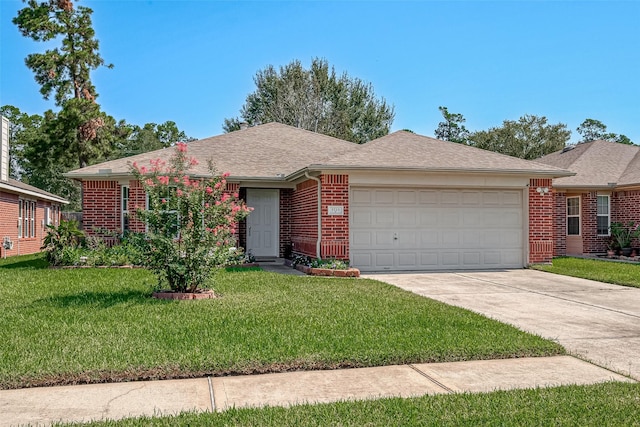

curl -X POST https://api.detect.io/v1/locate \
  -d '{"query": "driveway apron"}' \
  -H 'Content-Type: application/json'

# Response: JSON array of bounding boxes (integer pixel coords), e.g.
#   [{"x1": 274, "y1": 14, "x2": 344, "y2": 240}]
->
[{"x1": 365, "y1": 269, "x2": 640, "y2": 380}]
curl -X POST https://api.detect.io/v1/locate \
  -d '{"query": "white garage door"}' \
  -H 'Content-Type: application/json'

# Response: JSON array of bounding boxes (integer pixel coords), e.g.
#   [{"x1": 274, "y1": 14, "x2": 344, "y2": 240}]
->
[{"x1": 350, "y1": 188, "x2": 524, "y2": 271}]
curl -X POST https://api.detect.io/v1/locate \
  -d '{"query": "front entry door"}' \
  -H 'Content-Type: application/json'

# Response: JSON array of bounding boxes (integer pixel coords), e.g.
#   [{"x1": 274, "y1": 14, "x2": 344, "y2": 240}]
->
[{"x1": 246, "y1": 189, "x2": 279, "y2": 257}]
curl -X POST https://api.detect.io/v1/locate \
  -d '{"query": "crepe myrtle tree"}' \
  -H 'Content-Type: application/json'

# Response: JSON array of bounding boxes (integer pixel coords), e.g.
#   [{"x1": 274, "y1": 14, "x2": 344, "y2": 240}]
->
[{"x1": 131, "y1": 142, "x2": 252, "y2": 293}]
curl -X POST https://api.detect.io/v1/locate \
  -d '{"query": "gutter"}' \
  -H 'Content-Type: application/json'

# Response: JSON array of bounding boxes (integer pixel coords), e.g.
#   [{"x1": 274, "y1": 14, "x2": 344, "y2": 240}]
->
[
  {"x1": 286, "y1": 165, "x2": 575, "y2": 181},
  {"x1": 304, "y1": 171, "x2": 322, "y2": 259}
]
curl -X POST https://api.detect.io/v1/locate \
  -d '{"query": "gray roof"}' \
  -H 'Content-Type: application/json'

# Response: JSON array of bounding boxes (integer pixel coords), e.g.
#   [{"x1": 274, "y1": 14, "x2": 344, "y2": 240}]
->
[
  {"x1": 66, "y1": 123, "x2": 572, "y2": 181},
  {"x1": 312, "y1": 131, "x2": 572, "y2": 176},
  {"x1": 0, "y1": 178, "x2": 69, "y2": 204},
  {"x1": 537, "y1": 140, "x2": 640, "y2": 189},
  {"x1": 310, "y1": 131, "x2": 569, "y2": 176},
  {"x1": 66, "y1": 122, "x2": 358, "y2": 180}
]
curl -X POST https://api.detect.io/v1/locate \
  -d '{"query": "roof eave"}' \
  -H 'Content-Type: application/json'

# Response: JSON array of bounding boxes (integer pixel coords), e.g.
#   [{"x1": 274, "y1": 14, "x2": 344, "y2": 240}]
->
[
  {"x1": 0, "y1": 181, "x2": 69, "y2": 204},
  {"x1": 554, "y1": 183, "x2": 640, "y2": 191},
  {"x1": 299, "y1": 165, "x2": 575, "y2": 178}
]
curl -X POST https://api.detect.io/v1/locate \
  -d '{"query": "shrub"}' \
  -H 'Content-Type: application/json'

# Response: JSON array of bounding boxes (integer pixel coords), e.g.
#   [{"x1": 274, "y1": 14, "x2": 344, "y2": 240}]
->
[
  {"x1": 131, "y1": 142, "x2": 252, "y2": 293},
  {"x1": 610, "y1": 221, "x2": 640, "y2": 249},
  {"x1": 41, "y1": 220, "x2": 86, "y2": 266}
]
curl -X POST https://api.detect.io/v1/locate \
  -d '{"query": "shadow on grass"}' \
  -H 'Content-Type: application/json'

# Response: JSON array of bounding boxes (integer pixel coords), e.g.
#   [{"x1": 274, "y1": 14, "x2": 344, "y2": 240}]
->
[
  {"x1": 0, "y1": 256, "x2": 49, "y2": 270},
  {"x1": 33, "y1": 289, "x2": 158, "y2": 309}
]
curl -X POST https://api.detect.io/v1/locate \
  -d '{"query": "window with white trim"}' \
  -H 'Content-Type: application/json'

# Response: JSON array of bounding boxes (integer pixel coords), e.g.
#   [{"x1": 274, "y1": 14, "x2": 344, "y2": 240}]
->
[
  {"x1": 567, "y1": 196, "x2": 580, "y2": 235},
  {"x1": 121, "y1": 185, "x2": 130, "y2": 232},
  {"x1": 30, "y1": 201, "x2": 35, "y2": 237},
  {"x1": 597, "y1": 195, "x2": 610, "y2": 235},
  {"x1": 146, "y1": 187, "x2": 180, "y2": 238},
  {"x1": 18, "y1": 199, "x2": 36, "y2": 238},
  {"x1": 18, "y1": 199, "x2": 23, "y2": 238}
]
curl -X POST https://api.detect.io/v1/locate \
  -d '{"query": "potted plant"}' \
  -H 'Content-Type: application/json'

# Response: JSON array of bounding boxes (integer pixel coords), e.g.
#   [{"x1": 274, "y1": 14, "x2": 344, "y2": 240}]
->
[{"x1": 610, "y1": 221, "x2": 640, "y2": 257}]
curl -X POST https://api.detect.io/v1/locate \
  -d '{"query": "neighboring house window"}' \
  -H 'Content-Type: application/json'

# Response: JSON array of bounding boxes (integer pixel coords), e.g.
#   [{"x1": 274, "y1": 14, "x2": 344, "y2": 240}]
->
[
  {"x1": 597, "y1": 195, "x2": 610, "y2": 236},
  {"x1": 567, "y1": 196, "x2": 580, "y2": 235},
  {"x1": 18, "y1": 200, "x2": 23, "y2": 238},
  {"x1": 30, "y1": 201, "x2": 36, "y2": 237},
  {"x1": 18, "y1": 199, "x2": 36, "y2": 238},
  {"x1": 121, "y1": 185, "x2": 130, "y2": 232}
]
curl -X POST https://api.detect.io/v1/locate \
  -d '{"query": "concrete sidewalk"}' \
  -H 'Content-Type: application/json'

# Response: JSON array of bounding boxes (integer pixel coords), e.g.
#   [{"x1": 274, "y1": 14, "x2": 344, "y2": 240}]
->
[{"x1": 0, "y1": 356, "x2": 633, "y2": 426}]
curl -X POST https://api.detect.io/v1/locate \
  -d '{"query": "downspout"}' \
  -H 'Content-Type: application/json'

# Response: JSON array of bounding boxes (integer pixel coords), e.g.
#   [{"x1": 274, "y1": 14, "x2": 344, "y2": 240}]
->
[{"x1": 304, "y1": 171, "x2": 322, "y2": 259}]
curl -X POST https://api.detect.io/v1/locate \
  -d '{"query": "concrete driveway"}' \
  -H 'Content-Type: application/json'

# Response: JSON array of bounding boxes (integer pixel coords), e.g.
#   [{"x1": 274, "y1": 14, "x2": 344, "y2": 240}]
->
[{"x1": 364, "y1": 269, "x2": 640, "y2": 380}]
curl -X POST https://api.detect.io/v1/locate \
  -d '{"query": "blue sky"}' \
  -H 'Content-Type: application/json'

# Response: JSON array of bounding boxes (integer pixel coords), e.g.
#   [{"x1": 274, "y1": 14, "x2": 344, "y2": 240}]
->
[{"x1": 1, "y1": 0, "x2": 639, "y2": 144}]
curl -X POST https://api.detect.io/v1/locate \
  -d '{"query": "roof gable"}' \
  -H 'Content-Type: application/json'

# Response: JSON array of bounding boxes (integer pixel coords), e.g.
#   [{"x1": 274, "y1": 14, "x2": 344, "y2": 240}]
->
[{"x1": 316, "y1": 131, "x2": 571, "y2": 175}]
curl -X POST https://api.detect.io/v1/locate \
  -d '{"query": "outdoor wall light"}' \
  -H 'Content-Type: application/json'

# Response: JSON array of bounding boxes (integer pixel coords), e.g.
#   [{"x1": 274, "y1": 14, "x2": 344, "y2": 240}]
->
[{"x1": 536, "y1": 187, "x2": 549, "y2": 195}]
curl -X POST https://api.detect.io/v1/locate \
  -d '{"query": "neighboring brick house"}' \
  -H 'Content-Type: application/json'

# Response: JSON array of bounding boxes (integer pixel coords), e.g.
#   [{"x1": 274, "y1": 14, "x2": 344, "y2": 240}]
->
[
  {"x1": 538, "y1": 140, "x2": 640, "y2": 256},
  {"x1": 1, "y1": 116, "x2": 68, "y2": 257},
  {"x1": 66, "y1": 123, "x2": 571, "y2": 272}
]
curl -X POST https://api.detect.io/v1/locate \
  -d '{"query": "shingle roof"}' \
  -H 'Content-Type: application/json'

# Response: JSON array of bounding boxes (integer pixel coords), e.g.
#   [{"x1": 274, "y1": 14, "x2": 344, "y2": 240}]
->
[
  {"x1": 537, "y1": 140, "x2": 640, "y2": 188},
  {"x1": 313, "y1": 131, "x2": 572, "y2": 176},
  {"x1": 65, "y1": 123, "x2": 359, "y2": 180},
  {"x1": 0, "y1": 178, "x2": 69, "y2": 204},
  {"x1": 66, "y1": 123, "x2": 572, "y2": 181}
]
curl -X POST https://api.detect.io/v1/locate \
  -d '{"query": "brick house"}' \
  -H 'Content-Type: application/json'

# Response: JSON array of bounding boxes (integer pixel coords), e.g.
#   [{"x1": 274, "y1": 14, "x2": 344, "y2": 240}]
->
[
  {"x1": 537, "y1": 140, "x2": 640, "y2": 256},
  {"x1": 66, "y1": 123, "x2": 571, "y2": 272},
  {"x1": 1, "y1": 116, "x2": 68, "y2": 257}
]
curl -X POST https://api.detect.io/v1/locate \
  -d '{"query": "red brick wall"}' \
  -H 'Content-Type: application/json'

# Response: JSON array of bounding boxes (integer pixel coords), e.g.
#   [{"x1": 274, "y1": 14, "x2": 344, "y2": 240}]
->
[
  {"x1": 279, "y1": 189, "x2": 292, "y2": 257},
  {"x1": 291, "y1": 179, "x2": 319, "y2": 257},
  {"x1": 612, "y1": 189, "x2": 640, "y2": 248},
  {"x1": 553, "y1": 191, "x2": 567, "y2": 256},
  {"x1": 82, "y1": 180, "x2": 120, "y2": 241},
  {"x1": 0, "y1": 190, "x2": 61, "y2": 257},
  {"x1": 581, "y1": 192, "x2": 608, "y2": 253},
  {"x1": 320, "y1": 174, "x2": 349, "y2": 260},
  {"x1": 128, "y1": 180, "x2": 147, "y2": 232},
  {"x1": 528, "y1": 178, "x2": 554, "y2": 263},
  {"x1": 237, "y1": 188, "x2": 247, "y2": 250}
]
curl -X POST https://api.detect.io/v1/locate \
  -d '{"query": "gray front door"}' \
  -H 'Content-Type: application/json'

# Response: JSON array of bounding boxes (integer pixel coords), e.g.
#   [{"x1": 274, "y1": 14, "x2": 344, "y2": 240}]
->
[{"x1": 246, "y1": 189, "x2": 279, "y2": 257}]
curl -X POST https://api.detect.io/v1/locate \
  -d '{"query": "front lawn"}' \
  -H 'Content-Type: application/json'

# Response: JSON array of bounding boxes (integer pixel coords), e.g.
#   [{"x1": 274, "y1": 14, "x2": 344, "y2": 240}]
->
[
  {"x1": 1, "y1": 254, "x2": 563, "y2": 389},
  {"x1": 64, "y1": 382, "x2": 640, "y2": 427},
  {"x1": 532, "y1": 257, "x2": 640, "y2": 288}
]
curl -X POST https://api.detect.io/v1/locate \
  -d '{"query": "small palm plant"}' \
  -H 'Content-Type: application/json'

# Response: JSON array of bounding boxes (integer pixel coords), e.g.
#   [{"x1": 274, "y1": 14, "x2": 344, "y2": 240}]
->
[{"x1": 41, "y1": 220, "x2": 86, "y2": 266}]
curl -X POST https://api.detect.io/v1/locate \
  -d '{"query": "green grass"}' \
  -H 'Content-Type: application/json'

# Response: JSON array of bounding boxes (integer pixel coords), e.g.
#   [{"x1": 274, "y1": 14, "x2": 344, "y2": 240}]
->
[
  {"x1": 532, "y1": 257, "x2": 640, "y2": 288},
  {"x1": 59, "y1": 382, "x2": 640, "y2": 426},
  {"x1": 1, "y1": 254, "x2": 563, "y2": 389}
]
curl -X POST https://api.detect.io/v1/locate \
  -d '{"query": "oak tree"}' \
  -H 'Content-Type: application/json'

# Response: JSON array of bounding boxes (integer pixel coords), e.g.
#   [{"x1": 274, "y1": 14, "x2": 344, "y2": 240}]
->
[
  {"x1": 224, "y1": 58, "x2": 395, "y2": 144},
  {"x1": 469, "y1": 115, "x2": 570, "y2": 159}
]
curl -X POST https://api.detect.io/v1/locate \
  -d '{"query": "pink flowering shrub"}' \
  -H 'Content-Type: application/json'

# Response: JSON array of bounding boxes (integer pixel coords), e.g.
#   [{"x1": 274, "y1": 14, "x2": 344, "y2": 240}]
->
[{"x1": 131, "y1": 142, "x2": 251, "y2": 293}]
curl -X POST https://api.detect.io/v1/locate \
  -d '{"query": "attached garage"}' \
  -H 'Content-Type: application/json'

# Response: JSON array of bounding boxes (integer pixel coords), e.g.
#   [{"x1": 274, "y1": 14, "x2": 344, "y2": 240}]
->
[{"x1": 350, "y1": 187, "x2": 525, "y2": 271}]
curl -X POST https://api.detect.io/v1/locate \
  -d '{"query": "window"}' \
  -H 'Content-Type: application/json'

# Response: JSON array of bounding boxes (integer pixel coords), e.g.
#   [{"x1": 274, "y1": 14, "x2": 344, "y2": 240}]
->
[
  {"x1": 18, "y1": 199, "x2": 36, "y2": 238},
  {"x1": 146, "y1": 187, "x2": 180, "y2": 238},
  {"x1": 30, "y1": 201, "x2": 35, "y2": 238},
  {"x1": 121, "y1": 186, "x2": 130, "y2": 232},
  {"x1": 18, "y1": 200, "x2": 23, "y2": 238},
  {"x1": 597, "y1": 195, "x2": 610, "y2": 235},
  {"x1": 567, "y1": 196, "x2": 580, "y2": 235}
]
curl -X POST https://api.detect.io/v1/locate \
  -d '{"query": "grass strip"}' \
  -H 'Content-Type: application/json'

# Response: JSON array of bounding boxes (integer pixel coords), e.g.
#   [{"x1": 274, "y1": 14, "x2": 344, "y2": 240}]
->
[{"x1": 532, "y1": 257, "x2": 640, "y2": 288}]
